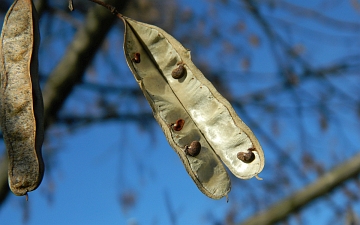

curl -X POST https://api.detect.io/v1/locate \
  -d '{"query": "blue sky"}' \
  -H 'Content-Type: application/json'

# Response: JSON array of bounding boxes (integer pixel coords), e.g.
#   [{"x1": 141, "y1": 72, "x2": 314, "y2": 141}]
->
[
  {"x1": 0, "y1": 122, "x2": 231, "y2": 225},
  {"x1": 1, "y1": 0, "x2": 360, "y2": 225}
]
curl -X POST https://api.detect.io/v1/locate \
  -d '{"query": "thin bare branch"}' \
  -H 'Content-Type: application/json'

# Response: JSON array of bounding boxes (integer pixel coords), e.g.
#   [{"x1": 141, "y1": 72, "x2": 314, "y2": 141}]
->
[{"x1": 241, "y1": 153, "x2": 360, "y2": 225}]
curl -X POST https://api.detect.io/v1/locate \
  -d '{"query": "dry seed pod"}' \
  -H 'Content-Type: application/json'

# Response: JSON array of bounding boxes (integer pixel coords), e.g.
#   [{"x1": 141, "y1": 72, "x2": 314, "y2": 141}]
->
[
  {"x1": 122, "y1": 18, "x2": 265, "y2": 181},
  {"x1": 124, "y1": 17, "x2": 247, "y2": 199},
  {"x1": 171, "y1": 118, "x2": 185, "y2": 131},
  {"x1": 0, "y1": 0, "x2": 45, "y2": 196},
  {"x1": 171, "y1": 62, "x2": 185, "y2": 79},
  {"x1": 124, "y1": 25, "x2": 231, "y2": 199},
  {"x1": 185, "y1": 141, "x2": 201, "y2": 157}
]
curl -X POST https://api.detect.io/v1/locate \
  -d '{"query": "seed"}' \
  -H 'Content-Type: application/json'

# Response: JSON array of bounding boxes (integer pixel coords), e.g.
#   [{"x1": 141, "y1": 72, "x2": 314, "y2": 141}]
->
[
  {"x1": 171, "y1": 119, "x2": 185, "y2": 131},
  {"x1": 185, "y1": 141, "x2": 201, "y2": 157},
  {"x1": 132, "y1": 53, "x2": 140, "y2": 63},
  {"x1": 237, "y1": 148, "x2": 255, "y2": 163},
  {"x1": 171, "y1": 62, "x2": 186, "y2": 79}
]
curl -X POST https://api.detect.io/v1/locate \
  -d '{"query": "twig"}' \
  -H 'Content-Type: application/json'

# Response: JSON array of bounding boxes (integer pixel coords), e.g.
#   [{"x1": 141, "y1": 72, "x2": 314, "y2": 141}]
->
[
  {"x1": 241, "y1": 153, "x2": 360, "y2": 225},
  {"x1": 68, "y1": 0, "x2": 74, "y2": 11},
  {"x1": 88, "y1": 0, "x2": 123, "y2": 19}
]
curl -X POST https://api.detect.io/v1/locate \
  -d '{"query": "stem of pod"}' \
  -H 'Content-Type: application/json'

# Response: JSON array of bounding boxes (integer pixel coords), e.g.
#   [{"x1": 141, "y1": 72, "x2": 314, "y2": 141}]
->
[{"x1": 185, "y1": 141, "x2": 201, "y2": 157}]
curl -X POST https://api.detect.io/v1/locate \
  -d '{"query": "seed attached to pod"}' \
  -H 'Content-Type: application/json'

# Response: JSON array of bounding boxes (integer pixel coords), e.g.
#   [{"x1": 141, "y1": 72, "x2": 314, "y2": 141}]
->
[
  {"x1": 171, "y1": 62, "x2": 186, "y2": 79},
  {"x1": 171, "y1": 119, "x2": 185, "y2": 131},
  {"x1": 237, "y1": 147, "x2": 256, "y2": 163},
  {"x1": 132, "y1": 52, "x2": 140, "y2": 63},
  {"x1": 185, "y1": 141, "x2": 201, "y2": 157}
]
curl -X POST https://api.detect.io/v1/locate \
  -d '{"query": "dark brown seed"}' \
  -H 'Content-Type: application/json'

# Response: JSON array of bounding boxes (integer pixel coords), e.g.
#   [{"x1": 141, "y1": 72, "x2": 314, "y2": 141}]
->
[
  {"x1": 171, "y1": 62, "x2": 185, "y2": 79},
  {"x1": 132, "y1": 53, "x2": 140, "y2": 63},
  {"x1": 237, "y1": 148, "x2": 255, "y2": 163},
  {"x1": 185, "y1": 141, "x2": 201, "y2": 157},
  {"x1": 171, "y1": 119, "x2": 185, "y2": 131}
]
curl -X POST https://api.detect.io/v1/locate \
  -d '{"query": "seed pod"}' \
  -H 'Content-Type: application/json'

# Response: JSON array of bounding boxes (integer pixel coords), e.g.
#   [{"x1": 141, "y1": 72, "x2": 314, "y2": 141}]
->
[
  {"x1": 185, "y1": 141, "x2": 201, "y2": 157},
  {"x1": 122, "y1": 16, "x2": 266, "y2": 199},
  {"x1": 237, "y1": 148, "x2": 255, "y2": 163},
  {"x1": 0, "y1": 0, "x2": 44, "y2": 196},
  {"x1": 171, "y1": 62, "x2": 185, "y2": 79},
  {"x1": 171, "y1": 119, "x2": 185, "y2": 131}
]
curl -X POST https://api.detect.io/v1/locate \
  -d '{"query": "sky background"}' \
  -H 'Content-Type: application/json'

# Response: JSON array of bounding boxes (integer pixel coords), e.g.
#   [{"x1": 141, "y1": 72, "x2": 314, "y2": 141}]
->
[
  {"x1": 0, "y1": 123, "x2": 230, "y2": 225},
  {"x1": 1, "y1": 0, "x2": 360, "y2": 224}
]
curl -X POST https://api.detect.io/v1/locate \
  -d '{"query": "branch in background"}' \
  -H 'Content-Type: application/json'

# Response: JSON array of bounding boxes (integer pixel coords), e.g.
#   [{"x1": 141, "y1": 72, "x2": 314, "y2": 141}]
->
[
  {"x1": 0, "y1": 0, "x2": 129, "y2": 207},
  {"x1": 42, "y1": 0, "x2": 128, "y2": 127},
  {"x1": 80, "y1": 82, "x2": 143, "y2": 95},
  {"x1": 57, "y1": 113, "x2": 154, "y2": 131},
  {"x1": 241, "y1": 153, "x2": 360, "y2": 225},
  {"x1": 235, "y1": 60, "x2": 360, "y2": 105},
  {"x1": 164, "y1": 190, "x2": 178, "y2": 225},
  {"x1": 238, "y1": 1, "x2": 360, "y2": 221},
  {"x1": 276, "y1": 0, "x2": 360, "y2": 31}
]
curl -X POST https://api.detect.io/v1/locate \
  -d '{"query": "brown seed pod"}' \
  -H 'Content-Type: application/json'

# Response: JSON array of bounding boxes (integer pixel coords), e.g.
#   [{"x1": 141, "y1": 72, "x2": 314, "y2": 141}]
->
[
  {"x1": 0, "y1": 0, "x2": 44, "y2": 196},
  {"x1": 171, "y1": 62, "x2": 186, "y2": 79},
  {"x1": 237, "y1": 148, "x2": 256, "y2": 163},
  {"x1": 171, "y1": 119, "x2": 185, "y2": 131},
  {"x1": 185, "y1": 141, "x2": 201, "y2": 157},
  {"x1": 132, "y1": 52, "x2": 140, "y2": 63}
]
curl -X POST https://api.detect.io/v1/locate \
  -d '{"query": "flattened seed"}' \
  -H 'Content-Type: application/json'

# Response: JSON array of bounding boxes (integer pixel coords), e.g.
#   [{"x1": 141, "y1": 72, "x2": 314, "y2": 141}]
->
[
  {"x1": 171, "y1": 62, "x2": 185, "y2": 79},
  {"x1": 171, "y1": 119, "x2": 185, "y2": 131},
  {"x1": 132, "y1": 52, "x2": 140, "y2": 63},
  {"x1": 185, "y1": 141, "x2": 201, "y2": 157},
  {"x1": 0, "y1": 0, "x2": 45, "y2": 196},
  {"x1": 237, "y1": 148, "x2": 255, "y2": 163}
]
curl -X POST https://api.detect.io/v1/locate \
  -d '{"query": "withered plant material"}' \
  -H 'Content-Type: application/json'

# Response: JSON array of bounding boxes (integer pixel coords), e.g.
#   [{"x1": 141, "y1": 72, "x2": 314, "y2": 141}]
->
[
  {"x1": 123, "y1": 18, "x2": 231, "y2": 199},
  {"x1": 89, "y1": 0, "x2": 264, "y2": 199},
  {"x1": 0, "y1": 0, "x2": 45, "y2": 196}
]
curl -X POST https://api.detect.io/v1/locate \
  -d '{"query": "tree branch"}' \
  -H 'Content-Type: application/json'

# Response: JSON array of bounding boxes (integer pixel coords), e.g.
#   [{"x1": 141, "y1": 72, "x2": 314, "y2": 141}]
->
[
  {"x1": 42, "y1": 0, "x2": 128, "y2": 127},
  {"x1": 241, "y1": 153, "x2": 360, "y2": 225}
]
